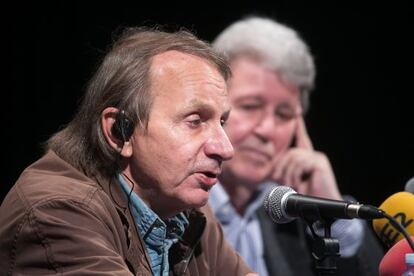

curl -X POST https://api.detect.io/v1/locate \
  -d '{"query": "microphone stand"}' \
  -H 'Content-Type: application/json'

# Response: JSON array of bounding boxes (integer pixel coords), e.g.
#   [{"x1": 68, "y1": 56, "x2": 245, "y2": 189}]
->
[{"x1": 301, "y1": 206, "x2": 340, "y2": 275}]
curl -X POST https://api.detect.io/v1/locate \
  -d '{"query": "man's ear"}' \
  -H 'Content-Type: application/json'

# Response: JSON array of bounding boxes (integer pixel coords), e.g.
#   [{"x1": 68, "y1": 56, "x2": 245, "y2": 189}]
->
[{"x1": 101, "y1": 107, "x2": 133, "y2": 158}]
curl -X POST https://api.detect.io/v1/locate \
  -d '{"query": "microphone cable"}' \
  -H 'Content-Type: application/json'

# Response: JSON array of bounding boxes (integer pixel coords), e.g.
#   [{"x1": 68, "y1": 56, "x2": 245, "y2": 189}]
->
[{"x1": 380, "y1": 210, "x2": 414, "y2": 252}]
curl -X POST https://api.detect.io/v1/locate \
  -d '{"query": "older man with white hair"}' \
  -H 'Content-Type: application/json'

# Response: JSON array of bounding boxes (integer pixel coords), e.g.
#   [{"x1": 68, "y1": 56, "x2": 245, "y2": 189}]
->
[{"x1": 209, "y1": 15, "x2": 384, "y2": 276}]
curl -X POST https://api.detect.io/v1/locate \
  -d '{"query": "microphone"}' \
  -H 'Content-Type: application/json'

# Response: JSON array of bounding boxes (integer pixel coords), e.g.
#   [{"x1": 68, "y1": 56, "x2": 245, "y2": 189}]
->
[
  {"x1": 372, "y1": 191, "x2": 414, "y2": 248},
  {"x1": 379, "y1": 236, "x2": 414, "y2": 276},
  {"x1": 405, "y1": 177, "x2": 414, "y2": 193},
  {"x1": 263, "y1": 185, "x2": 384, "y2": 224}
]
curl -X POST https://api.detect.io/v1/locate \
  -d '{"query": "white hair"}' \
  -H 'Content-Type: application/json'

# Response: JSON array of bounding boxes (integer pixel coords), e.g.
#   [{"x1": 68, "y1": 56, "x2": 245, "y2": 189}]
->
[{"x1": 213, "y1": 16, "x2": 315, "y2": 111}]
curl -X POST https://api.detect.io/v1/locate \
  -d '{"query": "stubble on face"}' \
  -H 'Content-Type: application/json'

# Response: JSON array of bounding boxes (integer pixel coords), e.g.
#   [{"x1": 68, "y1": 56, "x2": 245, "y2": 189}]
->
[{"x1": 125, "y1": 51, "x2": 231, "y2": 218}]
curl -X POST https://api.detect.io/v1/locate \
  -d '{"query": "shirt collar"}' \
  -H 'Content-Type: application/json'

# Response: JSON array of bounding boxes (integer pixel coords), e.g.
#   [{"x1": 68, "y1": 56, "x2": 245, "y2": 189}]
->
[
  {"x1": 209, "y1": 181, "x2": 275, "y2": 223},
  {"x1": 117, "y1": 174, "x2": 189, "y2": 244}
]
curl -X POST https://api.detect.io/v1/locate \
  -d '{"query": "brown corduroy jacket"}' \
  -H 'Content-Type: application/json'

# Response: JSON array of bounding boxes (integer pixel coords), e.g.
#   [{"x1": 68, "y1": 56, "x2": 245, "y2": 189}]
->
[{"x1": 0, "y1": 151, "x2": 251, "y2": 275}]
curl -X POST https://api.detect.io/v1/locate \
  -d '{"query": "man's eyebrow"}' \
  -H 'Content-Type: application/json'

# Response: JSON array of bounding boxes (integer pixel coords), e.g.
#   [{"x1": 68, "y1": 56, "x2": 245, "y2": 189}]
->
[
  {"x1": 179, "y1": 99, "x2": 231, "y2": 119},
  {"x1": 277, "y1": 101, "x2": 294, "y2": 109},
  {"x1": 181, "y1": 99, "x2": 215, "y2": 113},
  {"x1": 234, "y1": 95, "x2": 264, "y2": 101}
]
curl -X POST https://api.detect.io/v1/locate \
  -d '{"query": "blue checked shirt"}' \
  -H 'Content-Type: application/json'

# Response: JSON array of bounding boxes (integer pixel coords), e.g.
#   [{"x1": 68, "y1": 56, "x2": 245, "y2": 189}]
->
[{"x1": 118, "y1": 175, "x2": 188, "y2": 276}]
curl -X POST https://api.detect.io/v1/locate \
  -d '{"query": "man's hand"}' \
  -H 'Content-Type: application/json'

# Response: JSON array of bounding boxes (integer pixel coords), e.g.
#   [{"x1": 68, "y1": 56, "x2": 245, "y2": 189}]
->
[{"x1": 271, "y1": 117, "x2": 342, "y2": 200}]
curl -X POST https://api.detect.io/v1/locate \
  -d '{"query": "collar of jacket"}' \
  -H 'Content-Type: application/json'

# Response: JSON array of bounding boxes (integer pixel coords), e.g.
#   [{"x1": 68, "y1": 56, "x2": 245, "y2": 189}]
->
[{"x1": 95, "y1": 167, "x2": 207, "y2": 275}]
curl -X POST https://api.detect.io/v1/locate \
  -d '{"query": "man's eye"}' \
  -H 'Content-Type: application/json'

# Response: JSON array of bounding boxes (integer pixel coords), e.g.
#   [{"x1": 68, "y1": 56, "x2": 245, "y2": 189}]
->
[
  {"x1": 239, "y1": 103, "x2": 262, "y2": 111},
  {"x1": 275, "y1": 111, "x2": 295, "y2": 121},
  {"x1": 187, "y1": 115, "x2": 202, "y2": 128},
  {"x1": 190, "y1": 119, "x2": 201, "y2": 126},
  {"x1": 220, "y1": 119, "x2": 227, "y2": 127}
]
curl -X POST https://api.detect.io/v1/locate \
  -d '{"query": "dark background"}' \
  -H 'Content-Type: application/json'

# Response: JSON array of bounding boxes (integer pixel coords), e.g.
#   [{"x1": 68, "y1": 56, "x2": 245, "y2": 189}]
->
[{"x1": 2, "y1": 2, "x2": 413, "y2": 208}]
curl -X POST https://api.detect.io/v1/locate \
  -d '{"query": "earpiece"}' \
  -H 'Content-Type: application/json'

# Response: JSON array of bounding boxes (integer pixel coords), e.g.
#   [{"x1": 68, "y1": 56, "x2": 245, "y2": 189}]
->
[{"x1": 111, "y1": 110, "x2": 134, "y2": 143}]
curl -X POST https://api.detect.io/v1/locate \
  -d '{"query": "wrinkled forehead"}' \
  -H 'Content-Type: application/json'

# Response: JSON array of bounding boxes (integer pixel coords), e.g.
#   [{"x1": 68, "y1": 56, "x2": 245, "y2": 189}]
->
[
  {"x1": 229, "y1": 57, "x2": 299, "y2": 96},
  {"x1": 149, "y1": 51, "x2": 230, "y2": 112},
  {"x1": 151, "y1": 51, "x2": 225, "y2": 89}
]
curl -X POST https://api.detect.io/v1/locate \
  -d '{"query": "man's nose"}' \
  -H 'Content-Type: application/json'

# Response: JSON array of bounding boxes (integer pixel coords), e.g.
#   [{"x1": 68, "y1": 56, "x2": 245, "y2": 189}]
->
[
  {"x1": 253, "y1": 113, "x2": 278, "y2": 140},
  {"x1": 204, "y1": 127, "x2": 234, "y2": 161}
]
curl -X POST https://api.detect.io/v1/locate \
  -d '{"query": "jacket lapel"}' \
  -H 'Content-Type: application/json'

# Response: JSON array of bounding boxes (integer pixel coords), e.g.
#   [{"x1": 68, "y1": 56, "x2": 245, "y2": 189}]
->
[
  {"x1": 257, "y1": 207, "x2": 294, "y2": 276},
  {"x1": 97, "y1": 176, "x2": 153, "y2": 275},
  {"x1": 170, "y1": 209, "x2": 206, "y2": 275}
]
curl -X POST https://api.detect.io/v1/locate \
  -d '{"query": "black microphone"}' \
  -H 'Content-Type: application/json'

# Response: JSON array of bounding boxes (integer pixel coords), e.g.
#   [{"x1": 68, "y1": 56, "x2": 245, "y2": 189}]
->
[{"x1": 263, "y1": 185, "x2": 384, "y2": 224}]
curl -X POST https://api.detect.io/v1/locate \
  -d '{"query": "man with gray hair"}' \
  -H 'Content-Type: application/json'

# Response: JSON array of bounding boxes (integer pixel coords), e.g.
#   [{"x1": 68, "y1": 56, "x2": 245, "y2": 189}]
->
[
  {"x1": 0, "y1": 26, "x2": 254, "y2": 275},
  {"x1": 209, "y1": 16, "x2": 383, "y2": 275}
]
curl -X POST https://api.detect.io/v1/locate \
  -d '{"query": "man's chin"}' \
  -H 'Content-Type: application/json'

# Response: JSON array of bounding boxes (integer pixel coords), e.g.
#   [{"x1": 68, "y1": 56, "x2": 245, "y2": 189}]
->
[
  {"x1": 238, "y1": 171, "x2": 268, "y2": 185},
  {"x1": 195, "y1": 196, "x2": 209, "y2": 208},
  {"x1": 185, "y1": 193, "x2": 210, "y2": 209},
  {"x1": 232, "y1": 163, "x2": 270, "y2": 182}
]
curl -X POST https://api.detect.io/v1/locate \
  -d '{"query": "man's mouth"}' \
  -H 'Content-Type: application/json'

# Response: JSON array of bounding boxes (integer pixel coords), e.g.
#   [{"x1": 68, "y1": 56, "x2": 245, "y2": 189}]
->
[
  {"x1": 197, "y1": 171, "x2": 219, "y2": 187},
  {"x1": 202, "y1": 171, "x2": 218, "y2": 178},
  {"x1": 242, "y1": 148, "x2": 272, "y2": 161}
]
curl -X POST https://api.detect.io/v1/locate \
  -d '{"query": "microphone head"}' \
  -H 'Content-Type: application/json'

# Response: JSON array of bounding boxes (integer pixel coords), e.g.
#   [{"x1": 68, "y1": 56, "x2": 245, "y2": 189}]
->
[
  {"x1": 372, "y1": 192, "x2": 414, "y2": 248},
  {"x1": 263, "y1": 185, "x2": 296, "y2": 224},
  {"x1": 405, "y1": 177, "x2": 414, "y2": 193},
  {"x1": 379, "y1": 236, "x2": 414, "y2": 276}
]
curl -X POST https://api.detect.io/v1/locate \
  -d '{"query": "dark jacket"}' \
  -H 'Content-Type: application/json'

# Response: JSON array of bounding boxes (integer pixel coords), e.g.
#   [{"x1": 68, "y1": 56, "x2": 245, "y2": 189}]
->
[
  {"x1": 257, "y1": 206, "x2": 384, "y2": 276},
  {"x1": 0, "y1": 151, "x2": 251, "y2": 275}
]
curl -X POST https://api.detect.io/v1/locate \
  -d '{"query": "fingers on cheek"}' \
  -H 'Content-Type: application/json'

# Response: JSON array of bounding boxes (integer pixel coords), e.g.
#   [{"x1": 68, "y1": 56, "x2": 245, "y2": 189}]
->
[
  {"x1": 290, "y1": 159, "x2": 312, "y2": 191},
  {"x1": 281, "y1": 161, "x2": 297, "y2": 188},
  {"x1": 293, "y1": 165, "x2": 303, "y2": 188},
  {"x1": 281, "y1": 153, "x2": 297, "y2": 179},
  {"x1": 281, "y1": 154, "x2": 298, "y2": 186},
  {"x1": 288, "y1": 163, "x2": 298, "y2": 188},
  {"x1": 297, "y1": 184, "x2": 309, "y2": 195},
  {"x1": 272, "y1": 165, "x2": 281, "y2": 181},
  {"x1": 273, "y1": 156, "x2": 287, "y2": 181}
]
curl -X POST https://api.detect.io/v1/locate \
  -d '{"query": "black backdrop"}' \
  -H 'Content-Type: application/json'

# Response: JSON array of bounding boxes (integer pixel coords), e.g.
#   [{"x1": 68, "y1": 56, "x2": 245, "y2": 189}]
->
[{"x1": 2, "y1": 2, "x2": 413, "y2": 208}]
